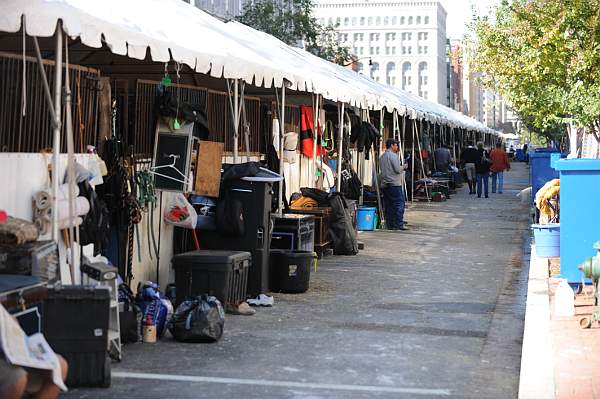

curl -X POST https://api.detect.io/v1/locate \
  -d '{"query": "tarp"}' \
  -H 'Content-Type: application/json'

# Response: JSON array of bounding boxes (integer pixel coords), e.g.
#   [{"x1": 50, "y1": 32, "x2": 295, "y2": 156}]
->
[{"x1": 0, "y1": 0, "x2": 498, "y2": 134}]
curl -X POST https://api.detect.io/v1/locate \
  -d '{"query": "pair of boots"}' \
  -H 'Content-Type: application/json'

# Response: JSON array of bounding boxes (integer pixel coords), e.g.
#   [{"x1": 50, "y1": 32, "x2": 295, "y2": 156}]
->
[{"x1": 468, "y1": 180, "x2": 475, "y2": 194}]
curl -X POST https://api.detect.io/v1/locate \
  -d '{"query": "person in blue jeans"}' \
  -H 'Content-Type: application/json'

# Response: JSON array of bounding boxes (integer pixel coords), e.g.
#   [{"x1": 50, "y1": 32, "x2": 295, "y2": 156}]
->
[
  {"x1": 475, "y1": 141, "x2": 491, "y2": 198},
  {"x1": 379, "y1": 138, "x2": 409, "y2": 230},
  {"x1": 490, "y1": 142, "x2": 511, "y2": 194}
]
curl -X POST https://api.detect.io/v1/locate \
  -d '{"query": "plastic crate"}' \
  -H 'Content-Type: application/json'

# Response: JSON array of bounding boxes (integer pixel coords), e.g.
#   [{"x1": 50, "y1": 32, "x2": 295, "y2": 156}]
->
[
  {"x1": 173, "y1": 250, "x2": 251, "y2": 307},
  {"x1": 43, "y1": 285, "x2": 111, "y2": 387}
]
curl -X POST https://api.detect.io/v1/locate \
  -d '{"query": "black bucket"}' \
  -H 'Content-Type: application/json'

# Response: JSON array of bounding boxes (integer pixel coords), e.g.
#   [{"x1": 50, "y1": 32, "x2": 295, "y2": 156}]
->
[{"x1": 269, "y1": 250, "x2": 315, "y2": 293}]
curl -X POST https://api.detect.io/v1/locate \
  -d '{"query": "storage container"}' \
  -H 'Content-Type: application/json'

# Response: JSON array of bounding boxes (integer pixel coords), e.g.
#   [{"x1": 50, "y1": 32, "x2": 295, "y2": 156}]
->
[
  {"x1": 287, "y1": 207, "x2": 332, "y2": 256},
  {"x1": 0, "y1": 240, "x2": 59, "y2": 281},
  {"x1": 532, "y1": 223, "x2": 560, "y2": 257},
  {"x1": 529, "y1": 149, "x2": 561, "y2": 203},
  {"x1": 0, "y1": 275, "x2": 47, "y2": 335},
  {"x1": 271, "y1": 214, "x2": 315, "y2": 252},
  {"x1": 43, "y1": 285, "x2": 111, "y2": 387},
  {"x1": 173, "y1": 250, "x2": 251, "y2": 307},
  {"x1": 269, "y1": 250, "x2": 314, "y2": 293},
  {"x1": 554, "y1": 158, "x2": 600, "y2": 286},
  {"x1": 197, "y1": 177, "x2": 273, "y2": 297},
  {"x1": 356, "y1": 207, "x2": 376, "y2": 231}
]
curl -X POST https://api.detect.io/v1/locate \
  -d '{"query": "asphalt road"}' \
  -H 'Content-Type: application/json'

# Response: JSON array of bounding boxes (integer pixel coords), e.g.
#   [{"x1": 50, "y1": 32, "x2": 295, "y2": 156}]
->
[{"x1": 66, "y1": 163, "x2": 531, "y2": 399}]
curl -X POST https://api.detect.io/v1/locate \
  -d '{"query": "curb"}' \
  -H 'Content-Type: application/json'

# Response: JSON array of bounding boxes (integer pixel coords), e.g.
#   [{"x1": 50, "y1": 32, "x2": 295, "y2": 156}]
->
[{"x1": 518, "y1": 244, "x2": 555, "y2": 399}]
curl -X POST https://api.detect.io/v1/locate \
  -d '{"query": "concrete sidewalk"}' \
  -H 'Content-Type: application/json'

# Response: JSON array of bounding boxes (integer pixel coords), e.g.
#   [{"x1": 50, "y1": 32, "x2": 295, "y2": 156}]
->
[
  {"x1": 66, "y1": 164, "x2": 531, "y2": 399},
  {"x1": 520, "y1": 246, "x2": 600, "y2": 399}
]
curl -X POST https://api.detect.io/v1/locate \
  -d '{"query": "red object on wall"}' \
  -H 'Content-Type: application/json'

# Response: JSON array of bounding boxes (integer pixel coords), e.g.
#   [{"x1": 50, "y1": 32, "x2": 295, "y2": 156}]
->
[
  {"x1": 0, "y1": 210, "x2": 7, "y2": 223},
  {"x1": 300, "y1": 105, "x2": 324, "y2": 158}
]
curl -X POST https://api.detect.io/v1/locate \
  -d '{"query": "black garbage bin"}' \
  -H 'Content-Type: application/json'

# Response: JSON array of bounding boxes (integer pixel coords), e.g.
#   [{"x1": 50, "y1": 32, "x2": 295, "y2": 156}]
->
[{"x1": 269, "y1": 250, "x2": 315, "y2": 293}]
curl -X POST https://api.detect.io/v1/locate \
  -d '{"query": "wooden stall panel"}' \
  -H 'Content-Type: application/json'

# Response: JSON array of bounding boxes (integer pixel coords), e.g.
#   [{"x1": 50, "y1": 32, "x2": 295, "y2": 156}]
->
[{"x1": 194, "y1": 140, "x2": 223, "y2": 197}]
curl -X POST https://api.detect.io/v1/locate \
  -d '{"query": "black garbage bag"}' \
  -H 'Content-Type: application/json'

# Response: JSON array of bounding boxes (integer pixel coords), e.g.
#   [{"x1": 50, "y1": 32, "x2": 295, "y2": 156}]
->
[
  {"x1": 168, "y1": 295, "x2": 225, "y2": 343},
  {"x1": 328, "y1": 194, "x2": 358, "y2": 255}
]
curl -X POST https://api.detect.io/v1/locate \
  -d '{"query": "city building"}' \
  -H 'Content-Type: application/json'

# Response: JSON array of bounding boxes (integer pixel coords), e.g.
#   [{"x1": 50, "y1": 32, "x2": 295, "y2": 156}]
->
[
  {"x1": 449, "y1": 42, "x2": 463, "y2": 112},
  {"x1": 313, "y1": 0, "x2": 449, "y2": 105}
]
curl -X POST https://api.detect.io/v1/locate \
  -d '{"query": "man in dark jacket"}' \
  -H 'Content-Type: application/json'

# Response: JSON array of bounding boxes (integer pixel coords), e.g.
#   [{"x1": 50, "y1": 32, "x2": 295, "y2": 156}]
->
[
  {"x1": 475, "y1": 141, "x2": 491, "y2": 198},
  {"x1": 460, "y1": 144, "x2": 479, "y2": 194}
]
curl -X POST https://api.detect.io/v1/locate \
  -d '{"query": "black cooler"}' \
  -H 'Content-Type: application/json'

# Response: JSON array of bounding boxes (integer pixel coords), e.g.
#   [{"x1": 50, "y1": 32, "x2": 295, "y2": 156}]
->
[{"x1": 173, "y1": 250, "x2": 251, "y2": 307}]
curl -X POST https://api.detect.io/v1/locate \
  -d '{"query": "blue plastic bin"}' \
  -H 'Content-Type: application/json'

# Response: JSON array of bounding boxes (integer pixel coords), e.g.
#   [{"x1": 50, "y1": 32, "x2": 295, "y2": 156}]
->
[
  {"x1": 554, "y1": 159, "x2": 600, "y2": 285},
  {"x1": 529, "y1": 149, "x2": 561, "y2": 203},
  {"x1": 532, "y1": 223, "x2": 560, "y2": 257},
  {"x1": 515, "y1": 149, "x2": 525, "y2": 162},
  {"x1": 356, "y1": 207, "x2": 376, "y2": 231}
]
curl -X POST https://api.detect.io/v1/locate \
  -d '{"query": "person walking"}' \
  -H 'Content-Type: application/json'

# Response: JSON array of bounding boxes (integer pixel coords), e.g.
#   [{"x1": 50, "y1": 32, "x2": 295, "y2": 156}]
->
[
  {"x1": 475, "y1": 141, "x2": 491, "y2": 198},
  {"x1": 490, "y1": 142, "x2": 511, "y2": 194},
  {"x1": 460, "y1": 144, "x2": 479, "y2": 194},
  {"x1": 379, "y1": 138, "x2": 408, "y2": 230},
  {"x1": 433, "y1": 145, "x2": 452, "y2": 173}
]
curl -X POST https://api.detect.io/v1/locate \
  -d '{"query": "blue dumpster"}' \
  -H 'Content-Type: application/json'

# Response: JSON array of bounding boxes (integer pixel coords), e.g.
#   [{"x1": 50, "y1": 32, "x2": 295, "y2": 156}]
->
[
  {"x1": 554, "y1": 158, "x2": 600, "y2": 287},
  {"x1": 529, "y1": 149, "x2": 561, "y2": 203},
  {"x1": 515, "y1": 149, "x2": 525, "y2": 162}
]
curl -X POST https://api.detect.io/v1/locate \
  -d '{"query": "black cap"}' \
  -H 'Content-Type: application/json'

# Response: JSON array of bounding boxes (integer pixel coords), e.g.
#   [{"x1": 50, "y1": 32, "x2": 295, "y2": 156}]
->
[{"x1": 386, "y1": 138, "x2": 399, "y2": 148}]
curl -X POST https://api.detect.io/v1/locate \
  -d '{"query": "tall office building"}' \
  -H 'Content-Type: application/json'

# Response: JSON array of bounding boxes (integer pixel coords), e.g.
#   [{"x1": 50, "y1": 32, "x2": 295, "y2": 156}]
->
[{"x1": 313, "y1": 0, "x2": 449, "y2": 105}]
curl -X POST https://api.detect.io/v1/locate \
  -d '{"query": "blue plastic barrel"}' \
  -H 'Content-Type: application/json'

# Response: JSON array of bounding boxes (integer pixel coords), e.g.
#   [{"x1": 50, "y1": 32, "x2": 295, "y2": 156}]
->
[
  {"x1": 532, "y1": 223, "x2": 560, "y2": 257},
  {"x1": 515, "y1": 149, "x2": 525, "y2": 162},
  {"x1": 554, "y1": 158, "x2": 600, "y2": 285},
  {"x1": 529, "y1": 149, "x2": 561, "y2": 203},
  {"x1": 356, "y1": 207, "x2": 376, "y2": 231}
]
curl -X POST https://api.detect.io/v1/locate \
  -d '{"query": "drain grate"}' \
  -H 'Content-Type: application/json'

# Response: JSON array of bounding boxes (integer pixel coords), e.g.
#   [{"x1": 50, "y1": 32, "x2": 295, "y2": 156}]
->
[
  {"x1": 330, "y1": 322, "x2": 487, "y2": 338},
  {"x1": 373, "y1": 302, "x2": 495, "y2": 315}
]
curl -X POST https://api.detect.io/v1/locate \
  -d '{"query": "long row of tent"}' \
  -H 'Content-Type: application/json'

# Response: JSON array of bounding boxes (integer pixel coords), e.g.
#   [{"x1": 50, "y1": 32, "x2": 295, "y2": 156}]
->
[{"x1": 2, "y1": 0, "x2": 498, "y2": 136}]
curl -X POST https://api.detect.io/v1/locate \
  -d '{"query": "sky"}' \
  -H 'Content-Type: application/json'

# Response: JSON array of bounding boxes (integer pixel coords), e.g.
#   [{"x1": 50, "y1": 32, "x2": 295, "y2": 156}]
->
[{"x1": 439, "y1": 0, "x2": 500, "y2": 40}]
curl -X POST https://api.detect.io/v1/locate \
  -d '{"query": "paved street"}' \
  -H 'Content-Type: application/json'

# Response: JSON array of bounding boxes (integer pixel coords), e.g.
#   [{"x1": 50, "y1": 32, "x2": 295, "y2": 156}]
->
[{"x1": 66, "y1": 163, "x2": 530, "y2": 399}]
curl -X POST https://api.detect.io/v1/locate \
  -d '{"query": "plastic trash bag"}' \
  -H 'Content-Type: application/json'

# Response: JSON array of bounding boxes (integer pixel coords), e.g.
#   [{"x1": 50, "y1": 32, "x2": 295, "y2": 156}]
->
[
  {"x1": 163, "y1": 193, "x2": 197, "y2": 229},
  {"x1": 168, "y1": 295, "x2": 225, "y2": 343}
]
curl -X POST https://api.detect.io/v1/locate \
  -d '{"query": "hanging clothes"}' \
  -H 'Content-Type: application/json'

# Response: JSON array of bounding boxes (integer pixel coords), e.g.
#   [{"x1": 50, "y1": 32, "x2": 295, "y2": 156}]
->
[
  {"x1": 300, "y1": 105, "x2": 324, "y2": 158},
  {"x1": 350, "y1": 121, "x2": 380, "y2": 160}
]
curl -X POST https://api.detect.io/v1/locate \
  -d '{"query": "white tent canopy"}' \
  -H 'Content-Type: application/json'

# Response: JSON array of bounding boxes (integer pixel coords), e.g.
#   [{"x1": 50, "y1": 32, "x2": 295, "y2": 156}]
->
[{"x1": 1, "y1": 0, "x2": 496, "y2": 134}]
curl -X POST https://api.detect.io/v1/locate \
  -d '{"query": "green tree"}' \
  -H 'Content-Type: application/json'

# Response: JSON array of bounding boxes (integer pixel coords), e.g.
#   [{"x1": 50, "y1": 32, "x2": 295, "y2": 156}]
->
[
  {"x1": 237, "y1": 0, "x2": 350, "y2": 64},
  {"x1": 469, "y1": 0, "x2": 600, "y2": 144}
]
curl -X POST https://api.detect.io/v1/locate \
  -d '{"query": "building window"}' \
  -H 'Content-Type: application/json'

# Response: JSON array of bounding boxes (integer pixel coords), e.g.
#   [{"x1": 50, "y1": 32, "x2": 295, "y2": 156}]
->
[
  {"x1": 392, "y1": 16, "x2": 397, "y2": 25},
  {"x1": 336, "y1": 17, "x2": 341, "y2": 25},
  {"x1": 375, "y1": 47, "x2": 380, "y2": 55},
  {"x1": 418, "y1": 62, "x2": 428, "y2": 93},
  {"x1": 416, "y1": 16, "x2": 421, "y2": 24},
  {"x1": 352, "y1": 17, "x2": 357, "y2": 26},
  {"x1": 407, "y1": 46, "x2": 412, "y2": 54},
  {"x1": 401, "y1": 46, "x2": 406, "y2": 54},
  {"x1": 359, "y1": 47, "x2": 364, "y2": 55},
  {"x1": 376, "y1": 16, "x2": 381, "y2": 25},
  {"x1": 360, "y1": 17, "x2": 365, "y2": 25},
  {"x1": 418, "y1": 46, "x2": 422, "y2": 54},
  {"x1": 386, "y1": 62, "x2": 396, "y2": 85},
  {"x1": 386, "y1": 32, "x2": 396, "y2": 41},
  {"x1": 422, "y1": 91, "x2": 428, "y2": 99},
  {"x1": 402, "y1": 62, "x2": 412, "y2": 89},
  {"x1": 423, "y1": 45, "x2": 428, "y2": 54},
  {"x1": 357, "y1": 62, "x2": 364, "y2": 73},
  {"x1": 368, "y1": 16, "x2": 373, "y2": 25},
  {"x1": 384, "y1": 16, "x2": 389, "y2": 25},
  {"x1": 408, "y1": 16, "x2": 413, "y2": 24},
  {"x1": 391, "y1": 47, "x2": 396, "y2": 55},
  {"x1": 354, "y1": 33, "x2": 360, "y2": 41},
  {"x1": 344, "y1": 17, "x2": 349, "y2": 26},
  {"x1": 369, "y1": 46, "x2": 374, "y2": 55},
  {"x1": 400, "y1": 16, "x2": 405, "y2": 24},
  {"x1": 424, "y1": 16, "x2": 430, "y2": 24},
  {"x1": 370, "y1": 62, "x2": 380, "y2": 80}
]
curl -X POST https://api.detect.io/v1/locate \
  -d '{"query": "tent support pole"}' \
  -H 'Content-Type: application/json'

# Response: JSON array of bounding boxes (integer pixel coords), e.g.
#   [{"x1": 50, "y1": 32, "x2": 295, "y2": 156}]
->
[
  {"x1": 51, "y1": 23, "x2": 63, "y2": 243},
  {"x1": 233, "y1": 79, "x2": 239, "y2": 163},
  {"x1": 278, "y1": 82, "x2": 286, "y2": 217},
  {"x1": 336, "y1": 102, "x2": 344, "y2": 192},
  {"x1": 414, "y1": 119, "x2": 430, "y2": 201},
  {"x1": 312, "y1": 94, "x2": 320, "y2": 188},
  {"x1": 411, "y1": 118, "x2": 415, "y2": 202}
]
